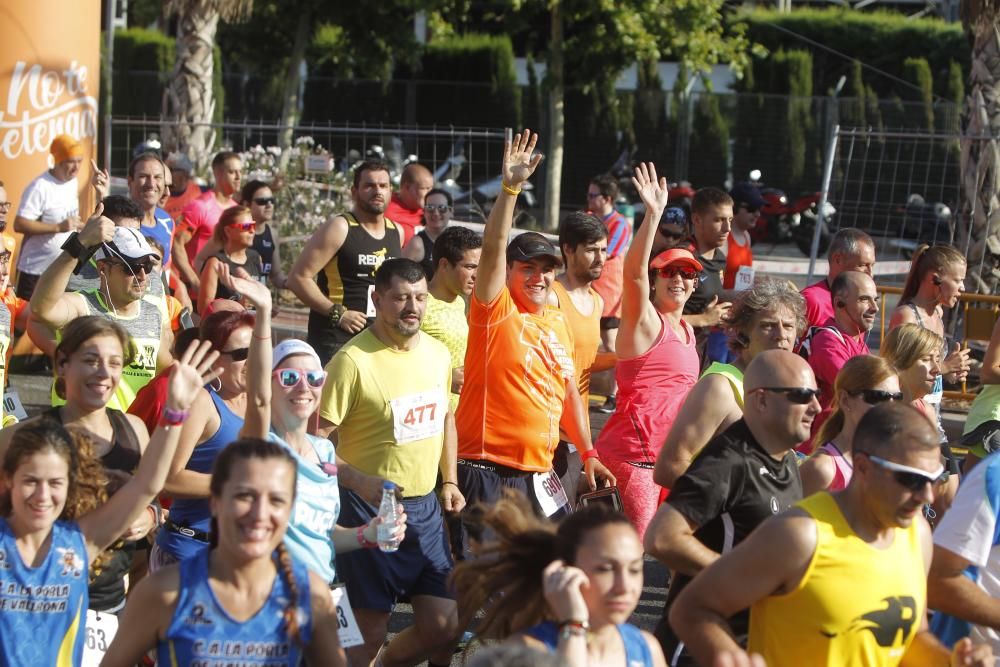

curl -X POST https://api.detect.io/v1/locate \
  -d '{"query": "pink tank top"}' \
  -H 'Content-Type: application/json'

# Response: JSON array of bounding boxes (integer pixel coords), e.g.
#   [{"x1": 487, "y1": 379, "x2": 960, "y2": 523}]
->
[
  {"x1": 595, "y1": 312, "x2": 699, "y2": 463},
  {"x1": 817, "y1": 441, "x2": 853, "y2": 491}
]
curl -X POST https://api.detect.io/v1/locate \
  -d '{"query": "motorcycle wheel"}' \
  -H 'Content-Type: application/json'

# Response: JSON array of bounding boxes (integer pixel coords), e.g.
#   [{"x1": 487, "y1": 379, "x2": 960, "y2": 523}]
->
[{"x1": 794, "y1": 219, "x2": 831, "y2": 257}]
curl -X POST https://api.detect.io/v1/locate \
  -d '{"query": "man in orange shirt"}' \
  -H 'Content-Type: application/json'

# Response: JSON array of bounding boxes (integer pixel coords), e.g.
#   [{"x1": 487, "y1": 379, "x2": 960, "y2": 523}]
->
[
  {"x1": 549, "y1": 211, "x2": 616, "y2": 505},
  {"x1": 454, "y1": 130, "x2": 614, "y2": 556},
  {"x1": 163, "y1": 152, "x2": 202, "y2": 223}
]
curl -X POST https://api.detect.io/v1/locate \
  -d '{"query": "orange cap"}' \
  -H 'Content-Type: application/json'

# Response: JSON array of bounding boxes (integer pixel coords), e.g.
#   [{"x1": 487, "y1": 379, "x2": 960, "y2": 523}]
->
[
  {"x1": 649, "y1": 247, "x2": 703, "y2": 272},
  {"x1": 50, "y1": 134, "x2": 84, "y2": 163}
]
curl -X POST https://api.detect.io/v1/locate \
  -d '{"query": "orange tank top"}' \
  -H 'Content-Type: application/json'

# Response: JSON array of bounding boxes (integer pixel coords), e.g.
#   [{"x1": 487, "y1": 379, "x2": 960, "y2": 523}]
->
[
  {"x1": 551, "y1": 281, "x2": 602, "y2": 402},
  {"x1": 724, "y1": 231, "x2": 754, "y2": 290}
]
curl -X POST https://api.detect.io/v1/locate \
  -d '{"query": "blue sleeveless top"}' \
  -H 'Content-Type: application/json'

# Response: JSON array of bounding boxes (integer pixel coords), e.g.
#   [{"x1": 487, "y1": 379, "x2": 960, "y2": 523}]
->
[
  {"x1": 268, "y1": 431, "x2": 340, "y2": 584},
  {"x1": 158, "y1": 548, "x2": 313, "y2": 666},
  {"x1": 525, "y1": 620, "x2": 654, "y2": 667},
  {"x1": 0, "y1": 519, "x2": 89, "y2": 666},
  {"x1": 157, "y1": 389, "x2": 244, "y2": 561}
]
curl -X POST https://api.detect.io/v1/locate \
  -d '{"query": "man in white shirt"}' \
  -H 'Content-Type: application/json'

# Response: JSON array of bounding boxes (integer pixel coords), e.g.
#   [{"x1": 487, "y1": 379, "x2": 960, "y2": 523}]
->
[{"x1": 13, "y1": 134, "x2": 85, "y2": 298}]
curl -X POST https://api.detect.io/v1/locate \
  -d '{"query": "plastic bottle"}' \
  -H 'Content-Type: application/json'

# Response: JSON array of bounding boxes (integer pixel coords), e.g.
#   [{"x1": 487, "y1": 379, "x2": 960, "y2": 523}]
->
[{"x1": 376, "y1": 481, "x2": 400, "y2": 553}]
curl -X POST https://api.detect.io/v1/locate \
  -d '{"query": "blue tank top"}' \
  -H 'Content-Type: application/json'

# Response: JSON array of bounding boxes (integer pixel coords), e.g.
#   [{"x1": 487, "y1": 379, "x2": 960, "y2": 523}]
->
[
  {"x1": 157, "y1": 389, "x2": 244, "y2": 561},
  {"x1": 525, "y1": 620, "x2": 654, "y2": 667},
  {"x1": 157, "y1": 548, "x2": 312, "y2": 666},
  {"x1": 0, "y1": 519, "x2": 89, "y2": 666},
  {"x1": 268, "y1": 431, "x2": 340, "y2": 584}
]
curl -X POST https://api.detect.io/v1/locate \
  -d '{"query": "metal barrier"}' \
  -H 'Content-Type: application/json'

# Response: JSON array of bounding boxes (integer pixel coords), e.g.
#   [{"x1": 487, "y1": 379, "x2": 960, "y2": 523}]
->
[{"x1": 877, "y1": 284, "x2": 1000, "y2": 401}]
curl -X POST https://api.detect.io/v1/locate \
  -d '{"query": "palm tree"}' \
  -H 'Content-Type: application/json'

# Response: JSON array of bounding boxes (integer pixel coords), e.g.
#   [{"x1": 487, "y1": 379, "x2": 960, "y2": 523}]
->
[
  {"x1": 162, "y1": 0, "x2": 253, "y2": 173},
  {"x1": 960, "y1": 0, "x2": 1000, "y2": 293}
]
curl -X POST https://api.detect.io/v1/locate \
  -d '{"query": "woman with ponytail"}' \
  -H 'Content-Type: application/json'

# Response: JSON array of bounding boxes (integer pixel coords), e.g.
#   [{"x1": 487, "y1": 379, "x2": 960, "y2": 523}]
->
[
  {"x1": 0, "y1": 338, "x2": 217, "y2": 665},
  {"x1": 453, "y1": 493, "x2": 666, "y2": 667},
  {"x1": 102, "y1": 437, "x2": 347, "y2": 666},
  {"x1": 799, "y1": 355, "x2": 901, "y2": 495},
  {"x1": 890, "y1": 244, "x2": 971, "y2": 421}
]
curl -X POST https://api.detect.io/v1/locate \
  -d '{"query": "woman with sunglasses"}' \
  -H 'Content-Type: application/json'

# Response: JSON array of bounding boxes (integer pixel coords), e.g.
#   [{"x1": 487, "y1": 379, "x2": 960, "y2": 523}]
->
[
  {"x1": 230, "y1": 270, "x2": 407, "y2": 584},
  {"x1": 593, "y1": 163, "x2": 701, "y2": 539},
  {"x1": 800, "y1": 355, "x2": 901, "y2": 495},
  {"x1": 403, "y1": 188, "x2": 452, "y2": 279},
  {"x1": 197, "y1": 205, "x2": 264, "y2": 314},
  {"x1": 0, "y1": 339, "x2": 218, "y2": 665},
  {"x1": 153, "y1": 273, "x2": 260, "y2": 568}
]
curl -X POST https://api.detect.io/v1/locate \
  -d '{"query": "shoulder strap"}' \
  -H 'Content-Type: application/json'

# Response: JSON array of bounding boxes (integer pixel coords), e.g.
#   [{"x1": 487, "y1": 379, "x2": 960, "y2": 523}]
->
[
  {"x1": 107, "y1": 408, "x2": 141, "y2": 454},
  {"x1": 343, "y1": 211, "x2": 359, "y2": 226}
]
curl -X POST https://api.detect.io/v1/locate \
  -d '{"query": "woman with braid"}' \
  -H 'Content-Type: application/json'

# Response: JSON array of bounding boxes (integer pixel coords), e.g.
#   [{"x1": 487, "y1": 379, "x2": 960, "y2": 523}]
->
[{"x1": 101, "y1": 437, "x2": 347, "y2": 666}]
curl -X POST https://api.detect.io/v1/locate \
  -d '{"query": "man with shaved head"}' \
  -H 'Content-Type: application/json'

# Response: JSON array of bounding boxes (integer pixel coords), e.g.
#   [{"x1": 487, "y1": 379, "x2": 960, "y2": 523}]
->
[
  {"x1": 386, "y1": 162, "x2": 435, "y2": 245},
  {"x1": 645, "y1": 350, "x2": 819, "y2": 665},
  {"x1": 805, "y1": 270, "x2": 878, "y2": 426},
  {"x1": 672, "y1": 403, "x2": 993, "y2": 666}
]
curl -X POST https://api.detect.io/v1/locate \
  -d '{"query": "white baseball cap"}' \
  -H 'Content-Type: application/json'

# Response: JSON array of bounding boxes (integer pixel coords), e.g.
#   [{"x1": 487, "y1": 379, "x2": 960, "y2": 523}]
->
[
  {"x1": 272, "y1": 339, "x2": 322, "y2": 370},
  {"x1": 94, "y1": 227, "x2": 161, "y2": 264}
]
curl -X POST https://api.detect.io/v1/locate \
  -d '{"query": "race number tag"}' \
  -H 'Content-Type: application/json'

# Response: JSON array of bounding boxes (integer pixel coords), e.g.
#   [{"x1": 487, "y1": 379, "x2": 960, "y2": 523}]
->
[
  {"x1": 532, "y1": 470, "x2": 570, "y2": 517},
  {"x1": 390, "y1": 392, "x2": 446, "y2": 444},
  {"x1": 82, "y1": 609, "x2": 118, "y2": 667},
  {"x1": 3, "y1": 389, "x2": 28, "y2": 421},
  {"x1": 366, "y1": 285, "x2": 377, "y2": 318},
  {"x1": 734, "y1": 265, "x2": 755, "y2": 292},
  {"x1": 330, "y1": 586, "x2": 364, "y2": 648}
]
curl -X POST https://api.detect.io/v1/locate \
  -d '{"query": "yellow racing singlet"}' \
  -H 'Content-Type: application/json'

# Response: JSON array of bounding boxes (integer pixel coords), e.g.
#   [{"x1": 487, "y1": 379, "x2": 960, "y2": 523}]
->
[{"x1": 747, "y1": 492, "x2": 925, "y2": 667}]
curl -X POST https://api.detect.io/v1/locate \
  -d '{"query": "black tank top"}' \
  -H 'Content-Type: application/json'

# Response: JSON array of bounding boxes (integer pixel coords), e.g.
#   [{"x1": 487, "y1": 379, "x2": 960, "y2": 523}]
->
[
  {"x1": 44, "y1": 407, "x2": 142, "y2": 611},
  {"x1": 252, "y1": 224, "x2": 275, "y2": 278},
  {"x1": 309, "y1": 212, "x2": 402, "y2": 339},
  {"x1": 417, "y1": 230, "x2": 436, "y2": 279},
  {"x1": 211, "y1": 249, "x2": 264, "y2": 301}
]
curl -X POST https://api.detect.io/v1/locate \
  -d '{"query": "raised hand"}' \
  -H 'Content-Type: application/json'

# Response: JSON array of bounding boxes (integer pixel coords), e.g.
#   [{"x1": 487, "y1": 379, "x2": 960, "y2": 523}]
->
[
  {"x1": 632, "y1": 162, "x2": 669, "y2": 214},
  {"x1": 166, "y1": 340, "x2": 222, "y2": 412},
  {"x1": 77, "y1": 202, "x2": 115, "y2": 248},
  {"x1": 218, "y1": 262, "x2": 272, "y2": 313},
  {"x1": 91, "y1": 159, "x2": 110, "y2": 201},
  {"x1": 542, "y1": 559, "x2": 590, "y2": 624},
  {"x1": 502, "y1": 129, "x2": 544, "y2": 188}
]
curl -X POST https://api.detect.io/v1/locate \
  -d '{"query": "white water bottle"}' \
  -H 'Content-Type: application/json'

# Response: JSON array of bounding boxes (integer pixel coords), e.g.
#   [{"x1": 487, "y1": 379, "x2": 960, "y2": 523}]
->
[{"x1": 376, "y1": 481, "x2": 400, "y2": 553}]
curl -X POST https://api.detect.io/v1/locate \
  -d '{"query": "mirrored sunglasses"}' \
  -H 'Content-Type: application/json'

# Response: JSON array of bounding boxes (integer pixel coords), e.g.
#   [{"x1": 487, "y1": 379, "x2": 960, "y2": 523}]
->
[
  {"x1": 273, "y1": 368, "x2": 327, "y2": 389},
  {"x1": 658, "y1": 266, "x2": 698, "y2": 280},
  {"x1": 228, "y1": 222, "x2": 255, "y2": 232}
]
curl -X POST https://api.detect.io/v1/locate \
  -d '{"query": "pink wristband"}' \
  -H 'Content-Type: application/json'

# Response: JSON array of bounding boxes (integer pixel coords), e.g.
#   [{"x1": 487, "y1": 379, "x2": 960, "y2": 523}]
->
[{"x1": 161, "y1": 407, "x2": 189, "y2": 426}]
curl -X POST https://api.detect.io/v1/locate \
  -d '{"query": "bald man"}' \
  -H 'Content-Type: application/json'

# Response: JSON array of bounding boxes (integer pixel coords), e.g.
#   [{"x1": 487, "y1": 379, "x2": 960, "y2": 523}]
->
[
  {"x1": 805, "y1": 270, "x2": 878, "y2": 424},
  {"x1": 645, "y1": 350, "x2": 819, "y2": 665},
  {"x1": 672, "y1": 403, "x2": 993, "y2": 667},
  {"x1": 386, "y1": 162, "x2": 434, "y2": 245}
]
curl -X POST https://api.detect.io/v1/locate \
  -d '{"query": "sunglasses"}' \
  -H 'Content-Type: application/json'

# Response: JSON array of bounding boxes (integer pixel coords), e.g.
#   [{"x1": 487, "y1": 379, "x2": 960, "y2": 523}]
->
[
  {"x1": 864, "y1": 454, "x2": 948, "y2": 492},
  {"x1": 658, "y1": 266, "x2": 698, "y2": 280},
  {"x1": 273, "y1": 368, "x2": 327, "y2": 389},
  {"x1": 228, "y1": 222, "x2": 255, "y2": 232},
  {"x1": 425, "y1": 204, "x2": 452, "y2": 213},
  {"x1": 221, "y1": 347, "x2": 249, "y2": 361},
  {"x1": 113, "y1": 259, "x2": 156, "y2": 275},
  {"x1": 748, "y1": 386, "x2": 821, "y2": 404},
  {"x1": 253, "y1": 197, "x2": 276, "y2": 206},
  {"x1": 852, "y1": 389, "x2": 904, "y2": 405}
]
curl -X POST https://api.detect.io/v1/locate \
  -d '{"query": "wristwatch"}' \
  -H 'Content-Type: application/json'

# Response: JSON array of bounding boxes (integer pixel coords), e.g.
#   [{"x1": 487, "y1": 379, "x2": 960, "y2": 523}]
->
[
  {"x1": 60, "y1": 232, "x2": 87, "y2": 259},
  {"x1": 328, "y1": 303, "x2": 346, "y2": 326}
]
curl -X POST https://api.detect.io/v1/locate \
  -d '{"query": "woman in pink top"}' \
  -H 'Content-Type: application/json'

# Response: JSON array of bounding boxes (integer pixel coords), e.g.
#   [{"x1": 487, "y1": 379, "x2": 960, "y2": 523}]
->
[
  {"x1": 594, "y1": 163, "x2": 700, "y2": 539},
  {"x1": 799, "y1": 355, "x2": 901, "y2": 495}
]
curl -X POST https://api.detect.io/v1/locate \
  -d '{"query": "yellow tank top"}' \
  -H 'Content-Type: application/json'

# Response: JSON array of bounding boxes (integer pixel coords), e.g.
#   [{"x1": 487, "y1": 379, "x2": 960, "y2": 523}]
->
[{"x1": 747, "y1": 492, "x2": 925, "y2": 667}]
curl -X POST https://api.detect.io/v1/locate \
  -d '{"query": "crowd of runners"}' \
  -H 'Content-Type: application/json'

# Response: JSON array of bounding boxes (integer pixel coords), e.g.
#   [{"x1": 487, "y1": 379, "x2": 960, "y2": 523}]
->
[{"x1": 0, "y1": 129, "x2": 999, "y2": 667}]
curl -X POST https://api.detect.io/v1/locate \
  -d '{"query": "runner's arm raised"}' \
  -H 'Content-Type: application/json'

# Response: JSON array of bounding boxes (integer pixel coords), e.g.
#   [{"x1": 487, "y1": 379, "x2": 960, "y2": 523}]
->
[
  {"x1": 617, "y1": 163, "x2": 668, "y2": 359},
  {"x1": 474, "y1": 130, "x2": 543, "y2": 305},
  {"x1": 231, "y1": 270, "x2": 273, "y2": 440},
  {"x1": 287, "y1": 215, "x2": 350, "y2": 315},
  {"x1": 670, "y1": 511, "x2": 817, "y2": 667},
  {"x1": 654, "y1": 375, "x2": 741, "y2": 488},
  {"x1": 162, "y1": 388, "x2": 216, "y2": 499}
]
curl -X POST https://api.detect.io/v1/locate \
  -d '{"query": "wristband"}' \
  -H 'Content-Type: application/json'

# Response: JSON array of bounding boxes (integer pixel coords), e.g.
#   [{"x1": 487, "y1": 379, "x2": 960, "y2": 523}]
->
[
  {"x1": 146, "y1": 503, "x2": 163, "y2": 527},
  {"x1": 161, "y1": 407, "x2": 189, "y2": 426},
  {"x1": 501, "y1": 181, "x2": 522, "y2": 196},
  {"x1": 442, "y1": 481, "x2": 459, "y2": 489},
  {"x1": 328, "y1": 303, "x2": 346, "y2": 326},
  {"x1": 580, "y1": 448, "x2": 600, "y2": 463},
  {"x1": 60, "y1": 232, "x2": 86, "y2": 259},
  {"x1": 356, "y1": 525, "x2": 377, "y2": 549},
  {"x1": 557, "y1": 619, "x2": 590, "y2": 640}
]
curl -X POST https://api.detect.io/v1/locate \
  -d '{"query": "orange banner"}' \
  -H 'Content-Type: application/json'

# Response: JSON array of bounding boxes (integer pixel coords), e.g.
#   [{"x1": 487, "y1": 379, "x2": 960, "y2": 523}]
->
[{"x1": 0, "y1": 0, "x2": 101, "y2": 247}]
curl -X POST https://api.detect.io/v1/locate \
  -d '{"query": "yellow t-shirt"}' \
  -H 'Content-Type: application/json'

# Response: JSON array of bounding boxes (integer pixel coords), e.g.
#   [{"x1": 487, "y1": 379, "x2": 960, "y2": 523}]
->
[
  {"x1": 748, "y1": 491, "x2": 925, "y2": 666},
  {"x1": 320, "y1": 329, "x2": 451, "y2": 496},
  {"x1": 419, "y1": 293, "x2": 468, "y2": 410}
]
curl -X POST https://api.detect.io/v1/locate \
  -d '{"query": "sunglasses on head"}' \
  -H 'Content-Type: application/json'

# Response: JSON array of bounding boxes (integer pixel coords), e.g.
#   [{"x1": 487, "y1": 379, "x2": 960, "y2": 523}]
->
[
  {"x1": 658, "y1": 266, "x2": 698, "y2": 280},
  {"x1": 228, "y1": 222, "x2": 255, "y2": 232},
  {"x1": 114, "y1": 259, "x2": 156, "y2": 275},
  {"x1": 221, "y1": 347, "x2": 249, "y2": 361},
  {"x1": 852, "y1": 389, "x2": 904, "y2": 405},
  {"x1": 273, "y1": 368, "x2": 327, "y2": 389},
  {"x1": 863, "y1": 454, "x2": 948, "y2": 492},
  {"x1": 748, "y1": 386, "x2": 821, "y2": 404},
  {"x1": 253, "y1": 197, "x2": 276, "y2": 206}
]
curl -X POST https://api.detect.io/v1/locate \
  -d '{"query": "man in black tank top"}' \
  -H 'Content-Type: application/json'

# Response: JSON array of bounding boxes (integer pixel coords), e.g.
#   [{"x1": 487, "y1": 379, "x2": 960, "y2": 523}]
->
[{"x1": 287, "y1": 159, "x2": 403, "y2": 365}]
